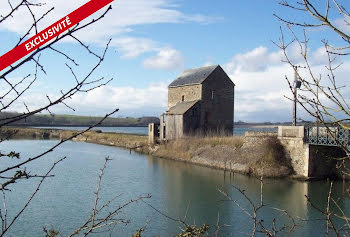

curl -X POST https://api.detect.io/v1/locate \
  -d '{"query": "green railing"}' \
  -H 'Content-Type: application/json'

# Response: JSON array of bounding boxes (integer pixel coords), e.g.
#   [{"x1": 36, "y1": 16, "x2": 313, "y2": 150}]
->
[{"x1": 304, "y1": 125, "x2": 350, "y2": 148}]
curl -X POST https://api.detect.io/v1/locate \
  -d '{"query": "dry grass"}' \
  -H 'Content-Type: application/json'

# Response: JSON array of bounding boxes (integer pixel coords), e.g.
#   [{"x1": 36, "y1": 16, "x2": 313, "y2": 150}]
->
[
  {"x1": 259, "y1": 136, "x2": 286, "y2": 166},
  {"x1": 0, "y1": 127, "x2": 148, "y2": 149},
  {"x1": 190, "y1": 135, "x2": 244, "y2": 148},
  {"x1": 0, "y1": 127, "x2": 61, "y2": 139},
  {"x1": 67, "y1": 131, "x2": 148, "y2": 148},
  {"x1": 154, "y1": 135, "x2": 294, "y2": 177},
  {"x1": 154, "y1": 136, "x2": 244, "y2": 161},
  {"x1": 250, "y1": 136, "x2": 293, "y2": 177}
]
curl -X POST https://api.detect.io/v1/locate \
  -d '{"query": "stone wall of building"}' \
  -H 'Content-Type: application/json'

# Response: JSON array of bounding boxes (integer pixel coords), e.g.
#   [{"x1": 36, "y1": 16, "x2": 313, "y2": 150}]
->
[
  {"x1": 200, "y1": 67, "x2": 234, "y2": 132},
  {"x1": 168, "y1": 84, "x2": 202, "y2": 108},
  {"x1": 166, "y1": 66, "x2": 234, "y2": 137},
  {"x1": 183, "y1": 102, "x2": 201, "y2": 135}
]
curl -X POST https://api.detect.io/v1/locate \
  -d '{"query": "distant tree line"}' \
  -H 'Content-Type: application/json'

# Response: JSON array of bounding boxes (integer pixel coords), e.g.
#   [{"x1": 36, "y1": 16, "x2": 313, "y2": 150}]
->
[{"x1": 0, "y1": 112, "x2": 160, "y2": 127}]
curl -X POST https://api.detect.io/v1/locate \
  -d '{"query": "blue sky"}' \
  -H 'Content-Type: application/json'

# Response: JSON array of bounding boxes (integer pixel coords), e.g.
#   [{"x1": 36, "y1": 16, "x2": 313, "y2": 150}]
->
[{"x1": 0, "y1": 0, "x2": 349, "y2": 122}]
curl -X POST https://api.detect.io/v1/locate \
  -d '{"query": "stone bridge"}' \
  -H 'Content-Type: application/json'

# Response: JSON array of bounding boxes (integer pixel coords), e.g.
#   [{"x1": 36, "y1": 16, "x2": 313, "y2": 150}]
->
[
  {"x1": 304, "y1": 125, "x2": 350, "y2": 149},
  {"x1": 278, "y1": 126, "x2": 347, "y2": 179}
]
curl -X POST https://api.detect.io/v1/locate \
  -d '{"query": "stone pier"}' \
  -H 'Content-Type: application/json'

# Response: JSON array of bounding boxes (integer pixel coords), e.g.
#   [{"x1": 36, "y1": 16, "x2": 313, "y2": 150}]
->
[{"x1": 278, "y1": 126, "x2": 345, "y2": 178}]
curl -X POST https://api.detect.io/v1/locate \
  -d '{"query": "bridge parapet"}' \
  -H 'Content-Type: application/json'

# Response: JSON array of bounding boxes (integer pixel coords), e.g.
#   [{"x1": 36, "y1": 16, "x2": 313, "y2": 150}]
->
[
  {"x1": 304, "y1": 125, "x2": 350, "y2": 148},
  {"x1": 278, "y1": 126, "x2": 304, "y2": 139}
]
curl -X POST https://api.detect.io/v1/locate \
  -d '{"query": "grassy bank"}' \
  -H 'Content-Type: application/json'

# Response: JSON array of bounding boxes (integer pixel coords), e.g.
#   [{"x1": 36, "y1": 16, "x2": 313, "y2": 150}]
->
[
  {"x1": 0, "y1": 112, "x2": 159, "y2": 127},
  {"x1": 152, "y1": 135, "x2": 293, "y2": 177},
  {"x1": 0, "y1": 127, "x2": 148, "y2": 149},
  {"x1": 0, "y1": 127, "x2": 62, "y2": 140},
  {"x1": 0, "y1": 127, "x2": 293, "y2": 177},
  {"x1": 65, "y1": 130, "x2": 148, "y2": 149}
]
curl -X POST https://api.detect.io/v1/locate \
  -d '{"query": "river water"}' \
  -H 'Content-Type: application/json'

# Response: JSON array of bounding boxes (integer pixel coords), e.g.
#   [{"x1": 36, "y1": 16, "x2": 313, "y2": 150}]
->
[{"x1": 0, "y1": 140, "x2": 349, "y2": 236}]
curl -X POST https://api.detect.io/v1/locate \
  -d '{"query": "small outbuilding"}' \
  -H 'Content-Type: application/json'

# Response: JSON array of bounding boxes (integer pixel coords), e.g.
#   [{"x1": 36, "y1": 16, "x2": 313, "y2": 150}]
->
[{"x1": 159, "y1": 65, "x2": 235, "y2": 140}]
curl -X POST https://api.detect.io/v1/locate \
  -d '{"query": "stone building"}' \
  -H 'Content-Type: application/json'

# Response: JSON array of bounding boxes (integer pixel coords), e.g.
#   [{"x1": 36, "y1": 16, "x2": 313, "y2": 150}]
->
[{"x1": 159, "y1": 65, "x2": 235, "y2": 140}]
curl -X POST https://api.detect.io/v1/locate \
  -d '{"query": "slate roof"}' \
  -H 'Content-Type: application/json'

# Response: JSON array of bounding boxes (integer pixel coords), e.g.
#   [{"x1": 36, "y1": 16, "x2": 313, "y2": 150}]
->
[
  {"x1": 168, "y1": 65, "x2": 219, "y2": 87},
  {"x1": 166, "y1": 100, "x2": 200, "y2": 115}
]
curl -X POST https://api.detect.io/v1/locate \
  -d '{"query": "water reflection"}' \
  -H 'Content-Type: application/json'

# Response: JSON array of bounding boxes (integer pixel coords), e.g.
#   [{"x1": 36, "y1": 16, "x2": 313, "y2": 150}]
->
[
  {"x1": 146, "y1": 155, "x2": 350, "y2": 236},
  {"x1": 0, "y1": 140, "x2": 348, "y2": 236}
]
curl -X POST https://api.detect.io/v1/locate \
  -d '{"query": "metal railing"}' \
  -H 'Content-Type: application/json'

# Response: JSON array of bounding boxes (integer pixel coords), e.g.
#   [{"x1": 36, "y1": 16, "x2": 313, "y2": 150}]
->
[{"x1": 304, "y1": 125, "x2": 350, "y2": 148}]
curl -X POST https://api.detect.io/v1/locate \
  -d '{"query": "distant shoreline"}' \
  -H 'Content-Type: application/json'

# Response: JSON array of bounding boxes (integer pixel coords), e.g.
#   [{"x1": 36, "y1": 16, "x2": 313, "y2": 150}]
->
[
  {"x1": 2, "y1": 124, "x2": 280, "y2": 131},
  {"x1": 14, "y1": 124, "x2": 279, "y2": 128},
  {"x1": 235, "y1": 124, "x2": 278, "y2": 128},
  {"x1": 6, "y1": 124, "x2": 149, "y2": 128}
]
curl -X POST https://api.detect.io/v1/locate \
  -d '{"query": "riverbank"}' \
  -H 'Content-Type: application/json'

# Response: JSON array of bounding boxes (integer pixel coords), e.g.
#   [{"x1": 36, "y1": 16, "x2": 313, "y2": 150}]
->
[
  {"x1": 151, "y1": 135, "x2": 293, "y2": 177},
  {"x1": 0, "y1": 127, "x2": 295, "y2": 178},
  {"x1": 0, "y1": 127, "x2": 148, "y2": 149},
  {"x1": 72, "y1": 129, "x2": 293, "y2": 177}
]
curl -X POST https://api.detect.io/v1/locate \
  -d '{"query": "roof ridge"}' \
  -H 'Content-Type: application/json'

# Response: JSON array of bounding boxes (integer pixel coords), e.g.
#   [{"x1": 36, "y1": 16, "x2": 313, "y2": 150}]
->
[
  {"x1": 183, "y1": 64, "x2": 219, "y2": 72},
  {"x1": 169, "y1": 65, "x2": 219, "y2": 88}
]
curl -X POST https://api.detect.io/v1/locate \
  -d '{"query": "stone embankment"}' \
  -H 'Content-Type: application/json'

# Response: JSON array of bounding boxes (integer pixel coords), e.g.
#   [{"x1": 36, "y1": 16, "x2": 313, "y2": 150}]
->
[
  {"x1": 0, "y1": 127, "x2": 295, "y2": 178},
  {"x1": 1, "y1": 127, "x2": 346, "y2": 179},
  {"x1": 151, "y1": 132, "x2": 293, "y2": 177}
]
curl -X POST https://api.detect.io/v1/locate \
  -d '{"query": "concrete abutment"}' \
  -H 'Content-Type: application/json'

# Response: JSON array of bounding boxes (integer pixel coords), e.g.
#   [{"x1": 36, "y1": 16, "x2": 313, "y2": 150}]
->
[{"x1": 278, "y1": 126, "x2": 345, "y2": 179}]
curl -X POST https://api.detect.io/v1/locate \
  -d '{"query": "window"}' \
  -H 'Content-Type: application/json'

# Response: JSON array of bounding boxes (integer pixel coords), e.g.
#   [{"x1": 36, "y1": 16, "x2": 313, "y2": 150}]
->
[
  {"x1": 211, "y1": 90, "x2": 214, "y2": 100},
  {"x1": 182, "y1": 95, "x2": 185, "y2": 101}
]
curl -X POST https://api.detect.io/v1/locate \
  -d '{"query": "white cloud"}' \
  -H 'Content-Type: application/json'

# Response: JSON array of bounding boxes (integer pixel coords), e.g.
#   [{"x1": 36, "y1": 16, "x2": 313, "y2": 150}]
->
[
  {"x1": 143, "y1": 48, "x2": 184, "y2": 70},
  {"x1": 70, "y1": 83, "x2": 168, "y2": 112},
  {"x1": 310, "y1": 46, "x2": 328, "y2": 65},
  {"x1": 0, "y1": 0, "x2": 214, "y2": 70},
  {"x1": 224, "y1": 43, "x2": 333, "y2": 77},
  {"x1": 111, "y1": 37, "x2": 159, "y2": 58},
  {"x1": 203, "y1": 61, "x2": 214, "y2": 67},
  {"x1": 3, "y1": 40, "x2": 350, "y2": 122},
  {"x1": 225, "y1": 46, "x2": 284, "y2": 74},
  {"x1": 225, "y1": 46, "x2": 350, "y2": 122},
  {"x1": 228, "y1": 64, "x2": 294, "y2": 121},
  {"x1": 0, "y1": 82, "x2": 168, "y2": 117},
  {"x1": 0, "y1": 0, "x2": 218, "y2": 43},
  {"x1": 334, "y1": 16, "x2": 350, "y2": 35}
]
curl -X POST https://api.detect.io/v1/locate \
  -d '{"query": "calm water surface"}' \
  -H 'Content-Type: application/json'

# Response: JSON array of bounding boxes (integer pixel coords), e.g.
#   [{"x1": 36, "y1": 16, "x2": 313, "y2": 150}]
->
[{"x1": 0, "y1": 140, "x2": 348, "y2": 236}]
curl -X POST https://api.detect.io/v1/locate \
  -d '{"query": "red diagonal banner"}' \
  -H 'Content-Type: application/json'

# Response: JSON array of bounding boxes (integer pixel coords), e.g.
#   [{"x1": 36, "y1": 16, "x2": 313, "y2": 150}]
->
[{"x1": 0, "y1": 0, "x2": 114, "y2": 72}]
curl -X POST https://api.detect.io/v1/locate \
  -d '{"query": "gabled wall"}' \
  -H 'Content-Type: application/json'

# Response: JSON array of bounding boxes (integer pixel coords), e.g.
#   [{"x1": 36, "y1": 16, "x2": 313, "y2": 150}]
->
[
  {"x1": 165, "y1": 65, "x2": 235, "y2": 139},
  {"x1": 168, "y1": 84, "x2": 202, "y2": 108},
  {"x1": 200, "y1": 67, "x2": 234, "y2": 134},
  {"x1": 183, "y1": 102, "x2": 201, "y2": 136}
]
